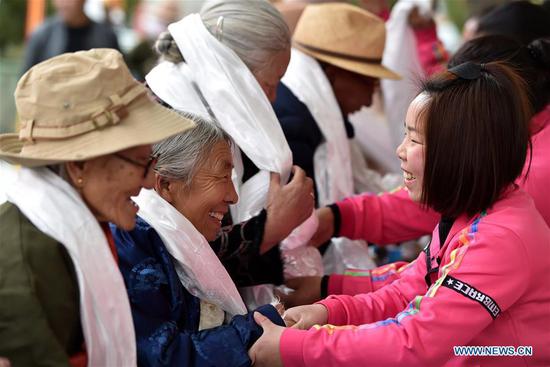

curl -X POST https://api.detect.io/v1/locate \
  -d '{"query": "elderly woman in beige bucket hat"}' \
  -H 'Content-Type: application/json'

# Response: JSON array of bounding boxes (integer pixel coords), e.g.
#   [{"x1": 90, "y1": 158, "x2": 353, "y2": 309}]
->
[{"x1": 0, "y1": 48, "x2": 194, "y2": 366}]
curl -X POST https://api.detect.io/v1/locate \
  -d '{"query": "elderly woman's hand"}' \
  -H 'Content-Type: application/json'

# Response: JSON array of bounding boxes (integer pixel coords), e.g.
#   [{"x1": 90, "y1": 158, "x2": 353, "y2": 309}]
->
[
  {"x1": 261, "y1": 166, "x2": 314, "y2": 253},
  {"x1": 249, "y1": 312, "x2": 285, "y2": 367},
  {"x1": 283, "y1": 304, "x2": 328, "y2": 330}
]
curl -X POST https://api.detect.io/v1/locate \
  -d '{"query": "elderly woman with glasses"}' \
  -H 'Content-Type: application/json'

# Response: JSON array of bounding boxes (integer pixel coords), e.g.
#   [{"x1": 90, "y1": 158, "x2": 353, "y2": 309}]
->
[
  {"x1": 111, "y1": 115, "x2": 285, "y2": 367},
  {"x1": 0, "y1": 49, "x2": 193, "y2": 366}
]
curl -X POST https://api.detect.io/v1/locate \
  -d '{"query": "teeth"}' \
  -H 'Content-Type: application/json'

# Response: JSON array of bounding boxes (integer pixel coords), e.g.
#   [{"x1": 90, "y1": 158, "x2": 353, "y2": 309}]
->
[
  {"x1": 403, "y1": 172, "x2": 416, "y2": 180},
  {"x1": 209, "y1": 212, "x2": 224, "y2": 221}
]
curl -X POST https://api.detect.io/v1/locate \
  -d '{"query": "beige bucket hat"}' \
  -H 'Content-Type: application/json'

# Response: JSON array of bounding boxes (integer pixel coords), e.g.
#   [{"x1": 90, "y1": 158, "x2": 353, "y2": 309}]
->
[
  {"x1": 293, "y1": 3, "x2": 400, "y2": 80},
  {"x1": 0, "y1": 48, "x2": 195, "y2": 167}
]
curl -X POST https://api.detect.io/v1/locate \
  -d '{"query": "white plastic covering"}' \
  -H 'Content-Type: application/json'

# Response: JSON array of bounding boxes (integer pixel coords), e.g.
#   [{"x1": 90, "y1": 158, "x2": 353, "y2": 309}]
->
[
  {"x1": 282, "y1": 48, "x2": 376, "y2": 272},
  {"x1": 5, "y1": 167, "x2": 136, "y2": 367},
  {"x1": 134, "y1": 189, "x2": 247, "y2": 317}
]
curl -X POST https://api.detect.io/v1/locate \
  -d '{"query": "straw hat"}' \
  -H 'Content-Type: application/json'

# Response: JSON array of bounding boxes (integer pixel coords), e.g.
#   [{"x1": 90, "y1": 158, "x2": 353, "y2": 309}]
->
[
  {"x1": 0, "y1": 49, "x2": 194, "y2": 167},
  {"x1": 293, "y1": 3, "x2": 400, "y2": 80}
]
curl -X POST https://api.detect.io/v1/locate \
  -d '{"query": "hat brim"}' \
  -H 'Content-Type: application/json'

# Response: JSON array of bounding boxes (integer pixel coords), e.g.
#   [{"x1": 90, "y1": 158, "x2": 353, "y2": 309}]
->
[
  {"x1": 0, "y1": 96, "x2": 195, "y2": 167},
  {"x1": 294, "y1": 43, "x2": 401, "y2": 80}
]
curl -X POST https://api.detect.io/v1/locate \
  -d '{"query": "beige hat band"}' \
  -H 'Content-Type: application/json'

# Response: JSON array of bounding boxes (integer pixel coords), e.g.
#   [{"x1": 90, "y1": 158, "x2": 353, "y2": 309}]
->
[
  {"x1": 294, "y1": 41, "x2": 382, "y2": 64},
  {"x1": 19, "y1": 84, "x2": 147, "y2": 142}
]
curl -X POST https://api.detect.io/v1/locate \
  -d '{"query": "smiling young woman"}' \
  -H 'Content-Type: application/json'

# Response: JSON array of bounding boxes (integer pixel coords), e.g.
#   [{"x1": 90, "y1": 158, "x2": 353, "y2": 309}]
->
[{"x1": 249, "y1": 62, "x2": 550, "y2": 367}]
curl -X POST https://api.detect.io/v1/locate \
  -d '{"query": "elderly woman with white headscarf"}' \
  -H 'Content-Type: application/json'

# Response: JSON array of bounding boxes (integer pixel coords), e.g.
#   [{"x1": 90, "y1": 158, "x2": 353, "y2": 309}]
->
[
  {"x1": 0, "y1": 49, "x2": 193, "y2": 366},
  {"x1": 112, "y1": 115, "x2": 285, "y2": 367},
  {"x1": 146, "y1": 0, "x2": 319, "y2": 306}
]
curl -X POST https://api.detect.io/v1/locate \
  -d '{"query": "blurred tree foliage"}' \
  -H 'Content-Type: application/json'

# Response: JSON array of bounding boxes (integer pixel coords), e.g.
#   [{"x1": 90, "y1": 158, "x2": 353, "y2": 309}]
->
[
  {"x1": 0, "y1": 0, "x2": 56, "y2": 56},
  {"x1": 0, "y1": 0, "x2": 27, "y2": 55}
]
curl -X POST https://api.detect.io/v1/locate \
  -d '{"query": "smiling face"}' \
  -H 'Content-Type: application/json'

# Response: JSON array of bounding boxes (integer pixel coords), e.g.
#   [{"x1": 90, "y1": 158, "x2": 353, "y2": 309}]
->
[
  {"x1": 253, "y1": 48, "x2": 291, "y2": 103},
  {"x1": 67, "y1": 145, "x2": 155, "y2": 230},
  {"x1": 161, "y1": 140, "x2": 238, "y2": 241},
  {"x1": 396, "y1": 93, "x2": 430, "y2": 202}
]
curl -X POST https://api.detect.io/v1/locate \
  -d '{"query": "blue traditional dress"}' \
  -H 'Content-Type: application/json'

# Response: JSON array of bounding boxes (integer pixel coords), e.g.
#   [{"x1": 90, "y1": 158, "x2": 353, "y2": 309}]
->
[{"x1": 111, "y1": 217, "x2": 284, "y2": 367}]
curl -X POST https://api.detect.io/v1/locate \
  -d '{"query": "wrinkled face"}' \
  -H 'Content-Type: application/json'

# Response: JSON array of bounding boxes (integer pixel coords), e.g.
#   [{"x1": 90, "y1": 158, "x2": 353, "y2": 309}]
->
[
  {"x1": 328, "y1": 65, "x2": 379, "y2": 115},
  {"x1": 253, "y1": 48, "x2": 291, "y2": 103},
  {"x1": 396, "y1": 93, "x2": 429, "y2": 202},
  {"x1": 167, "y1": 141, "x2": 238, "y2": 241},
  {"x1": 74, "y1": 145, "x2": 155, "y2": 230}
]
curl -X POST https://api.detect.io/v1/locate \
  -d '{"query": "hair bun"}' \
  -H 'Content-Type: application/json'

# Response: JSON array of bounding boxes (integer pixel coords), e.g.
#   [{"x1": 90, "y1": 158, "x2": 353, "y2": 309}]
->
[
  {"x1": 154, "y1": 32, "x2": 172, "y2": 55},
  {"x1": 153, "y1": 31, "x2": 185, "y2": 64},
  {"x1": 527, "y1": 38, "x2": 550, "y2": 67}
]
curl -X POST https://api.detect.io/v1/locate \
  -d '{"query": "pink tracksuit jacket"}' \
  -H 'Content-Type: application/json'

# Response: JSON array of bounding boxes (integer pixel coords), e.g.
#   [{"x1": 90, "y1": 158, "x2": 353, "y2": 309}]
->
[
  {"x1": 327, "y1": 105, "x2": 550, "y2": 296},
  {"x1": 281, "y1": 188, "x2": 550, "y2": 366}
]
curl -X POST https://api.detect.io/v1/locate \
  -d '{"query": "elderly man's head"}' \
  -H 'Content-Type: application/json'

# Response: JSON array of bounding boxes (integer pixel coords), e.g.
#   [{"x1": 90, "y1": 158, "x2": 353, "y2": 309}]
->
[
  {"x1": 153, "y1": 115, "x2": 238, "y2": 240},
  {"x1": 292, "y1": 3, "x2": 399, "y2": 114}
]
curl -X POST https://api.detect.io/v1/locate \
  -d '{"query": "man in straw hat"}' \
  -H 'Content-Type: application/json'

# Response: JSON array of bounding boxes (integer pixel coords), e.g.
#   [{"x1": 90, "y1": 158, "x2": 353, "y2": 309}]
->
[
  {"x1": 272, "y1": 2, "x2": 400, "y2": 306},
  {"x1": 0, "y1": 48, "x2": 193, "y2": 366},
  {"x1": 273, "y1": 2, "x2": 400, "y2": 199}
]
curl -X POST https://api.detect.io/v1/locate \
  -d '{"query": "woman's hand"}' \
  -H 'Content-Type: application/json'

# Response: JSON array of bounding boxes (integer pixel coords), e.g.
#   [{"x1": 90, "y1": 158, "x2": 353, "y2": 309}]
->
[
  {"x1": 308, "y1": 207, "x2": 335, "y2": 248},
  {"x1": 261, "y1": 166, "x2": 314, "y2": 253},
  {"x1": 249, "y1": 312, "x2": 284, "y2": 367},
  {"x1": 283, "y1": 304, "x2": 328, "y2": 330}
]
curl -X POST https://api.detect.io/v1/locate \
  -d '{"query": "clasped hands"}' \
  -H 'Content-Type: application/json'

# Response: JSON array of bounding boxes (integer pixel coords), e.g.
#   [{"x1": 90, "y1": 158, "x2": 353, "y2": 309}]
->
[{"x1": 248, "y1": 304, "x2": 328, "y2": 367}]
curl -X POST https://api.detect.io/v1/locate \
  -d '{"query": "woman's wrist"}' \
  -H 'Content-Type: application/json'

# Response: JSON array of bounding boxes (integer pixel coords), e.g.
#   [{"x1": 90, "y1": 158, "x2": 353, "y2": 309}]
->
[{"x1": 327, "y1": 204, "x2": 341, "y2": 237}]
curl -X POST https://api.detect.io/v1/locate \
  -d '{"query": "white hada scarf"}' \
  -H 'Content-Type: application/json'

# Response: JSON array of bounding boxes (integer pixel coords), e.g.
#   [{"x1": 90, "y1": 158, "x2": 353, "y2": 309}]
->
[
  {"x1": 134, "y1": 189, "x2": 247, "y2": 327},
  {"x1": 6, "y1": 167, "x2": 136, "y2": 366}
]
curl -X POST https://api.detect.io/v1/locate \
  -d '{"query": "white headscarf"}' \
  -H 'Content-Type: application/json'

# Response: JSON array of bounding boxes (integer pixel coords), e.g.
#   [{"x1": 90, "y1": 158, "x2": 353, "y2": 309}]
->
[
  {"x1": 146, "y1": 14, "x2": 321, "y2": 290},
  {"x1": 281, "y1": 48, "x2": 377, "y2": 272},
  {"x1": 6, "y1": 167, "x2": 136, "y2": 367},
  {"x1": 133, "y1": 189, "x2": 247, "y2": 317},
  {"x1": 282, "y1": 48, "x2": 354, "y2": 206},
  {"x1": 146, "y1": 14, "x2": 293, "y2": 223}
]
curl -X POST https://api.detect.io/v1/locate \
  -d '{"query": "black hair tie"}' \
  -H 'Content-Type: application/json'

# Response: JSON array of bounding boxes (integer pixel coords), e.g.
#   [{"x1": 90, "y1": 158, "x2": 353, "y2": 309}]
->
[
  {"x1": 448, "y1": 61, "x2": 484, "y2": 80},
  {"x1": 527, "y1": 43, "x2": 542, "y2": 62}
]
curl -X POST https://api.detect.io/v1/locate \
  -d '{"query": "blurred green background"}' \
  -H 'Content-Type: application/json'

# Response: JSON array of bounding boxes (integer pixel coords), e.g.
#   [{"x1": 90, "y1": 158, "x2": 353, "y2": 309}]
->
[{"x1": 0, "y1": 0, "x2": 534, "y2": 134}]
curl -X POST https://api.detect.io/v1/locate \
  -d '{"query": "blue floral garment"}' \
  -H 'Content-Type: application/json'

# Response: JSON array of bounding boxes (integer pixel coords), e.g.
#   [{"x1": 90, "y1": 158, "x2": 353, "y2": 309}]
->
[{"x1": 111, "y1": 217, "x2": 284, "y2": 367}]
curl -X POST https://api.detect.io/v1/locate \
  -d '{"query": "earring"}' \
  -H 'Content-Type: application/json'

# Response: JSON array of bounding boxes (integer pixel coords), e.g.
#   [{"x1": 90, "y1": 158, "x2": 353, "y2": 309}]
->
[{"x1": 76, "y1": 177, "x2": 84, "y2": 186}]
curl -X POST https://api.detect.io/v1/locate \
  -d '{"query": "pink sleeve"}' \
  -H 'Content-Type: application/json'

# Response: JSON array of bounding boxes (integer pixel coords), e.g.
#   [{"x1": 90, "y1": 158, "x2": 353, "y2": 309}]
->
[
  {"x1": 413, "y1": 25, "x2": 448, "y2": 77},
  {"x1": 328, "y1": 261, "x2": 410, "y2": 296},
  {"x1": 280, "y1": 226, "x2": 530, "y2": 367},
  {"x1": 518, "y1": 109, "x2": 550, "y2": 226},
  {"x1": 321, "y1": 254, "x2": 427, "y2": 326},
  {"x1": 336, "y1": 188, "x2": 438, "y2": 244}
]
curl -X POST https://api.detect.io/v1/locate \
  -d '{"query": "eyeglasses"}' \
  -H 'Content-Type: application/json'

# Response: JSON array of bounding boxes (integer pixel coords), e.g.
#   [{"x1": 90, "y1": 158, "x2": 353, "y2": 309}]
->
[{"x1": 113, "y1": 153, "x2": 158, "y2": 178}]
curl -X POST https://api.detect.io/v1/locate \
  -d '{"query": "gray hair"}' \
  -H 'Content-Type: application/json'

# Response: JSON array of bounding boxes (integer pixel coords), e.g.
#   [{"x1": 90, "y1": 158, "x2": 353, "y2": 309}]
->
[
  {"x1": 153, "y1": 112, "x2": 232, "y2": 186},
  {"x1": 154, "y1": 0, "x2": 290, "y2": 75}
]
